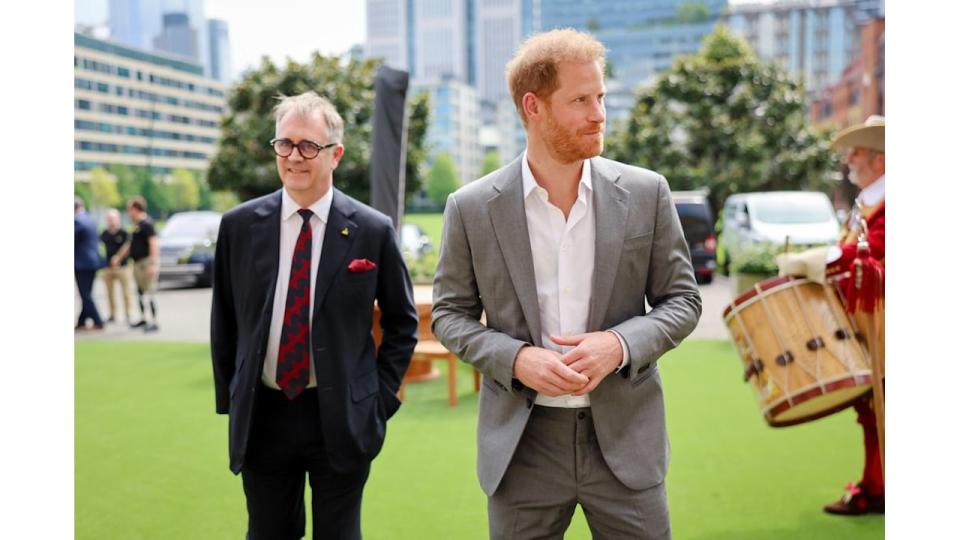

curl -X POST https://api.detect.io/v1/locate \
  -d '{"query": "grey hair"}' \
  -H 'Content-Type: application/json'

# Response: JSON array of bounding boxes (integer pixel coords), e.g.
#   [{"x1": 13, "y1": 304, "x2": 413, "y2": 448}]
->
[
  {"x1": 75, "y1": 196, "x2": 85, "y2": 210},
  {"x1": 273, "y1": 91, "x2": 344, "y2": 143}
]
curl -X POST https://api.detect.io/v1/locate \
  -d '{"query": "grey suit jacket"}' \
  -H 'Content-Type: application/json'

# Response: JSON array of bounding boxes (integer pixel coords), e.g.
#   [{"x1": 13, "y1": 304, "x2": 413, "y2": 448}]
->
[{"x1": 432, "y1": 155, "x2": 702, "y2": 496}]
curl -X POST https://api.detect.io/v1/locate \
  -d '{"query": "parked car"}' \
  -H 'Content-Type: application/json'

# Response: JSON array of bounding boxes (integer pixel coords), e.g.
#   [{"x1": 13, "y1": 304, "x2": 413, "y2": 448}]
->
[
  {"x1": 401, "y1": 222, "x2": 433, "y2": 260},
  {"x1": 672, "y1": 191, "x2": 717, "y2": 284},
  {"x1": 721, "y1": 191, "x2": 839, "y2": 274},
  {"x1": 158, "y1": 211, "x2": 222, "y2": 287}
]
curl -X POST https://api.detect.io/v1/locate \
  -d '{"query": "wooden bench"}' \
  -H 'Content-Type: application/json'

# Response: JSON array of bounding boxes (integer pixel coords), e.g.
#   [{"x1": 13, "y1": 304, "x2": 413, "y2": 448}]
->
[{"x1": 373, "y1": 303, "x2": 480, "y2": 406}]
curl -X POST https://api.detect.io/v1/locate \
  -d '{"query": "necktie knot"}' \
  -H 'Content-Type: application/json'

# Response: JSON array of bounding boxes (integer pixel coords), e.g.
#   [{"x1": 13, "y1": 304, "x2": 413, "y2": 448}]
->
[{"x1": 297, "y1": 208, "x2": 313, "y2": 224}]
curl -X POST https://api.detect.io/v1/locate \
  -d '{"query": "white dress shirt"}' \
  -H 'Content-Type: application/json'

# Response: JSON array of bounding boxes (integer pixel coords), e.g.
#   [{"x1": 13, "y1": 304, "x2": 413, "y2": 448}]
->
[
  {"x1": 261, "y1": 187, "x2": 333, "y2": 389},
  {"x1": 521, "y1": 151, "x2": 628, "y2": 408},
  {"x1": 827, "y1": 175, "x2": 885, "y2": 263}
]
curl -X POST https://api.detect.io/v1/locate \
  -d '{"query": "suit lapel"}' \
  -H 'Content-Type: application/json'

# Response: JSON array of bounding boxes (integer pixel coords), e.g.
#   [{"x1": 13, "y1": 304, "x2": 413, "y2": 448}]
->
[
  {"x1": 588, "y1": 158, "x2": 628, "y2": 331},
  {"x1": 250, "y1": 190, "x2": 282, "y2": 321},
  {"x1": 313, "y1": 189, "x2": 357, "y2": 316},
  {"x1": 488, "y1": 158, "x2": 543, "y2": 347}
]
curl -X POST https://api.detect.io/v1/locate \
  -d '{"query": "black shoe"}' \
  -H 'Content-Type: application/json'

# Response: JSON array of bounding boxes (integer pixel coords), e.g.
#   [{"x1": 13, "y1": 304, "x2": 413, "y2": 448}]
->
[
  {"x1": 143, "y1": 323, "x2": 159, "y2": 333},
  {"x1": 130, "y1": 320, "x2": 146, "y2": 328}
]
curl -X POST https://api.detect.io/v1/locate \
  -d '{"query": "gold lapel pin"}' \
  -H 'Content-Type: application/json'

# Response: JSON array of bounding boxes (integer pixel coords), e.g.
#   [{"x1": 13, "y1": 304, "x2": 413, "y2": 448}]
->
[{"x1": 341, "y1": 227, "x2": 350, "y2": 237}]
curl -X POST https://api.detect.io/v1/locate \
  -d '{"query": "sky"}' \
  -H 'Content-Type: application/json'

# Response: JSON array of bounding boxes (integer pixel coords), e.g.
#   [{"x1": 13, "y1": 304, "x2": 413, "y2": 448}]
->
[
  {"x1": 74, "y1": 0, "x2": 772, "y2": 76},
  {"x1": 75, "y1": 0, "x2": 367, "y2": 74}
]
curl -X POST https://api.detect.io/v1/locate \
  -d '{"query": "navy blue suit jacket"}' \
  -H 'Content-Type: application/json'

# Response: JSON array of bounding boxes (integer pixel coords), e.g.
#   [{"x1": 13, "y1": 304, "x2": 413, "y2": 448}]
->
[
  {"x1": 210, "y1": 189, "x2": 418, "y2": 474},
  {"x1": 74, "y1": 211, "x2": 102, "y2": 271}
]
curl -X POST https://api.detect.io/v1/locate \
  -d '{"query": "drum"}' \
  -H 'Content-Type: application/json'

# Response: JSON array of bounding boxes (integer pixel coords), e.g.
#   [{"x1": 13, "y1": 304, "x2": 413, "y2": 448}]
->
[{"x1": 722, "y1": 276, "x2": 873, "y2": 427}]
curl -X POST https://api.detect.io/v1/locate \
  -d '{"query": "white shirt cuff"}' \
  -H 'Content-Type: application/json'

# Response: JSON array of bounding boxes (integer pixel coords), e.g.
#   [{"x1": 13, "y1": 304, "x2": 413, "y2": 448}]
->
[
  {"x1": 826, "y1": 245, "x2": 842, "y2": 264},
  {"x1": 609, "y1": 330, "x2": 630, "y2": 372}
]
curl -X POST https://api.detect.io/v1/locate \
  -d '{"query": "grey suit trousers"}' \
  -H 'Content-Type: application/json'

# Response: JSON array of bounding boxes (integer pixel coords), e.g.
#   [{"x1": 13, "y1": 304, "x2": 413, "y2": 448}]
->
[{"x1": 488, "y1": 406, "x2": 671, "y2": 540}]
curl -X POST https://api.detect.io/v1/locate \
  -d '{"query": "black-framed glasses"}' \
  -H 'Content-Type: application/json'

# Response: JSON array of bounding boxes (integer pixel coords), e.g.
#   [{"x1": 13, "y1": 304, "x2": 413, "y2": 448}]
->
[{"x1": 269, "y1": 138, "x2": 338, "y2": 159}]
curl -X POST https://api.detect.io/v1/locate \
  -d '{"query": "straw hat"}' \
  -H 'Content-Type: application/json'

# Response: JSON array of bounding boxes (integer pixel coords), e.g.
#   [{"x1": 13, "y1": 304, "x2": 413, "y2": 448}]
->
[{"x1": 831, "y1": 115, "x2": 884, "y2": 152}]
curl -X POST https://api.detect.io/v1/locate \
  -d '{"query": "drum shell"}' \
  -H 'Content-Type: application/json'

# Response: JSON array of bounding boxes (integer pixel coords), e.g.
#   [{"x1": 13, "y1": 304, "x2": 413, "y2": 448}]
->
[{"x1": 723, "y1": 276, "x2": 873, "y2": 427}]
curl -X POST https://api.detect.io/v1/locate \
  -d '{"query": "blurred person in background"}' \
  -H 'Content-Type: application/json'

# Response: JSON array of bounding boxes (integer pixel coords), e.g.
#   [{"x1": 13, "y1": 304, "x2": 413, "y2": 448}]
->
[
  {"x1": 100, "y1": 209, "x2": 132, "y2": 325},
  {"x1": 74, "y1": 197, "x2": 104, "y2": 331},
  {"x1": 112, "y1": 197, "x2": 160, "y2": 332}
]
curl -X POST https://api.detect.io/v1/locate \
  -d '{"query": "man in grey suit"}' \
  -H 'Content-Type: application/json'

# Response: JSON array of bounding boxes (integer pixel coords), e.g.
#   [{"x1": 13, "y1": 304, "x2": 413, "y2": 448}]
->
[{"x1": 432, "y1": 29, "x2": 701, "y2": 539}]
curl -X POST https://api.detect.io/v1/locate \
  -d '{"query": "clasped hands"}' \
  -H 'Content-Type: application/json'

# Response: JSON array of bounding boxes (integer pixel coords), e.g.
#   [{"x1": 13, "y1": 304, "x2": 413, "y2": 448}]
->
[{"x1": 513, "y1": 331, "x2": 623, "y2": 397}]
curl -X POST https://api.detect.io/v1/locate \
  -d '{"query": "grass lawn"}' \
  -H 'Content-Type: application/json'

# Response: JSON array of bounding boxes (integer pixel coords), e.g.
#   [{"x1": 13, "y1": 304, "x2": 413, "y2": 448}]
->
[
  {"x1": 404, "y1": 213, "x2": 444, "y2": 249},
  {"x1": 76, "y1": 340, "x2": 883, "y2": 539}
]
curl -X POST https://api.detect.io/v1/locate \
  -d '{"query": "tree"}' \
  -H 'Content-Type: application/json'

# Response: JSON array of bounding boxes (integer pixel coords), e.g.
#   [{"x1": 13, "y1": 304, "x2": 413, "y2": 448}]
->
[
  {"x1": 426, "y1": 154, "x2": 460, "y2": 207},
  {"x1": 169, "y1": 168, "x2": 201, "y2": 211},
  {"x1": 404, "y1": 92, "x2": 430, "y2": 202},
  {"x1": 89, "y1": 167, "x2": 121, "y2": 209},
  {"x1": 676, "y1": 2, "x2": 709, "y2": 24},
  {"x1": 480, "y1": 150, "x2": 501, "y2": 176},
  {"x1": 607, "y1": 26, "x2": 837, "y2": 214},
  {"x1": 208, "y1": 54, "x2": 429, "y2": 204},
  {"x1": 197, "y1": 175, "x2": 213, "y2": 210},
  {"x1": 211, "y1": 191, "x2": 240, "y2": 213},
  {"x1": 108, "y1": 164, "x2": 141, "y2": 208},
  {"x1": 140, "y1": 175, "x2": 172, "y2": 217},
  {"x1": 74, "y1": 181, "x2": 92, "y2": 210}
]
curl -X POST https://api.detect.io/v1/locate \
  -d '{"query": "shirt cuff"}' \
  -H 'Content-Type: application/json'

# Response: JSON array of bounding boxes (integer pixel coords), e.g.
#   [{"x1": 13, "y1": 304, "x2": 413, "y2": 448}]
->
[
  {"x1": 608, "y1": 330, "x2": 630, "y2": 372},
  {"x1": 826, "y1": 245, "x2": 842, "y2": 264}
]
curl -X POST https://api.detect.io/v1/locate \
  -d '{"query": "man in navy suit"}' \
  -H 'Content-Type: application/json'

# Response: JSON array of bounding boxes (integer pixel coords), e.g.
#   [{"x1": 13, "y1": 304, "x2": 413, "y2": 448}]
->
[
  {"x1": 211, "y1": 91, "x2": 418, "y2": 539},
  {"x1": 75, "y1": 197, "x2": 104, "y2": 331}
]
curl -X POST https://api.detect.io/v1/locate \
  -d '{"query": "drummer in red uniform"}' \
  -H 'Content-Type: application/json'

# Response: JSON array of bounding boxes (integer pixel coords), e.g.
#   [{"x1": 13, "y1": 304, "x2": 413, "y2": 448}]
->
[{"x1": 777, "y1": 115, "x2": 885, "y2": 515}]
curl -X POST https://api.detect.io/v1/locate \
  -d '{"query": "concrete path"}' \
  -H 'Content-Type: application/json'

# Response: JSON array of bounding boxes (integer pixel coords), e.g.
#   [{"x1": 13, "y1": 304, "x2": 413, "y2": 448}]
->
[{"x1": 76, "y1": 275, "x2": 735, "y2": 343}]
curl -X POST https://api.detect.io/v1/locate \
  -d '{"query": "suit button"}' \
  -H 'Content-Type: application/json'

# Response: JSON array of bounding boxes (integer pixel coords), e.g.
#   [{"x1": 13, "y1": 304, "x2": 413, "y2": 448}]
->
[{"x1": 577, "y1": 412, "x2": 586, "y2": 420}]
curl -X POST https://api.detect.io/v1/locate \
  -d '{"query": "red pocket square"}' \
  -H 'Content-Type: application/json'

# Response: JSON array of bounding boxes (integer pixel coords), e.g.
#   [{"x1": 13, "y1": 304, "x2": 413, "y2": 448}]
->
[{"x1": 348, "y1": 258, "x2": 377, "y2": 272}]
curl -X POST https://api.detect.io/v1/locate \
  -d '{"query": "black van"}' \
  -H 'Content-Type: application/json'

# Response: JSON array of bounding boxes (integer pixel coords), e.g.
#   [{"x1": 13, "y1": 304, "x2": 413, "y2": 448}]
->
[{"x1": 672, "y1": 191, "x2": 717, "y2": 284}]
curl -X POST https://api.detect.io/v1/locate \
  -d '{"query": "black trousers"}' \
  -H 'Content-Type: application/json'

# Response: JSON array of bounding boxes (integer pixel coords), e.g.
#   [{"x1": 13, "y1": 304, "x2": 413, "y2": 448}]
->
[
  {"x1": 242, "y1": 385, "x2": 370, "y2": 540},
  {"x1": 75, "y1": 269, "x2": 103, "y2": 326}
]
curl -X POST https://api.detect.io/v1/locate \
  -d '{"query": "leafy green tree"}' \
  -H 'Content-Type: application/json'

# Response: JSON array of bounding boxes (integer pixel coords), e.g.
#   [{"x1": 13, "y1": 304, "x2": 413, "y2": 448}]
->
[
  {"x1": 89, "y1": 167, "x2": 121, "y2": 209},
  {"x1": 197, "y1": 174, "x2": 213, "y2": 210},
  {"x1": 480, "y1": 150, "x2": 501, "y2": 176},
  {"x1": 169, "y1": 168, "x2": 201, "y2": 211},
  {"x1": 426, "y1": 153, "x2": 460, "y2": 207},
  {"x1": 211, "y1": 191, "x2": 241, "y2": 213},
  {"x1": 74, "y1": 181, "x2": 92, "y2": 209},
  {"x1": 108, "y1": 164, "x2": 141, "y2": 208},
  {"x1": 140, "y1": 175, "x2": 172, "y2": 217},
  {"x1": 676, "y1": 2, "x2": 709, "y2": 24},
  {"x1": 404, "y1": 91, "x2": 430, "y2": 200},
  {"x1": 607, "y1": 26, "x2": 836, "y2": 214},
  {"x1": 208, "y1": 54, "x2": 429, "y2": 204}
]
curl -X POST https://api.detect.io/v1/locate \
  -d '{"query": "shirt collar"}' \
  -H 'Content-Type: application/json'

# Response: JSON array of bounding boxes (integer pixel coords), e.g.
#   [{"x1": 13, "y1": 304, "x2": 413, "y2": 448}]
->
[
  {"x1": 521, "y1": 149, "x2": 593, "y2": 201},
  {"x1": 858, "y1": 175, "x2": 885, "y2": 206},
  {"x1": 281, "y1": 187, "x2": 333, "y2": 224}
]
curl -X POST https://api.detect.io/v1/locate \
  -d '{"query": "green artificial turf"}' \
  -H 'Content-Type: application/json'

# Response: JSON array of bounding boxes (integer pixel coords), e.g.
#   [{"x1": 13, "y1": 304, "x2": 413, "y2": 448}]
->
[
  {"x1": 404, "y1": 213, "x2": 444, "y2": 249},
  {"x1": 76, "y1": 340, "x2": 883, "y2": 539}
]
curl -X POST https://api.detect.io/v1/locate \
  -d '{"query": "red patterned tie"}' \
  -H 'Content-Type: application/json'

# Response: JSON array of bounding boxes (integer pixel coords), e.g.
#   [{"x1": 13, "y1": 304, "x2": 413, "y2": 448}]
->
[{"x1": 277, "y1": 208, "x2": 313, "y2": 399}]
